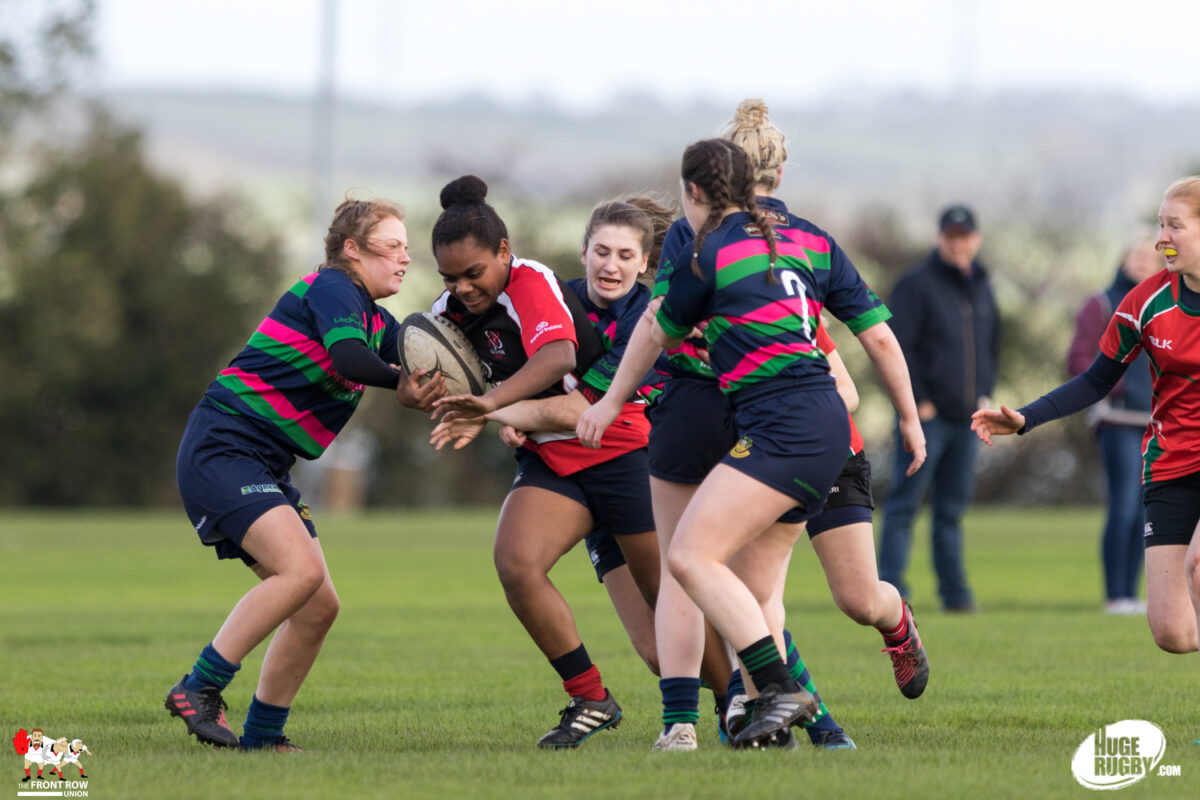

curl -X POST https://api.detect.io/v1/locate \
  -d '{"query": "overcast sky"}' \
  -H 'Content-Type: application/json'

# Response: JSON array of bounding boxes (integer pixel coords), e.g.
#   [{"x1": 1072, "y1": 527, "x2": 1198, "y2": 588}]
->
[{"x1": 92, "y1": 0, "x2": 1200, "y2": 111}]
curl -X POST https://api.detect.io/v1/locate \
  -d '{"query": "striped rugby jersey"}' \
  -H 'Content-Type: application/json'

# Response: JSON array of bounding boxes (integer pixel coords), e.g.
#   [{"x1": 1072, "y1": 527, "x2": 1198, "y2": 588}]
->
[
  {"x1": 653, "y1": 218, "x2": 718, "y2": 381},
  {"x1": 1100, "y1": 269, "x2": 1200, "y2": 483},
  {"x1": 569, "y1": 279, "x2": 662, "y2": 403},
  {"x1": 657, "y1": 203, "x2": 890, "y2": 394},
  {"x1": 204, "y1": 269, "x2": 400, "y2": 459}
]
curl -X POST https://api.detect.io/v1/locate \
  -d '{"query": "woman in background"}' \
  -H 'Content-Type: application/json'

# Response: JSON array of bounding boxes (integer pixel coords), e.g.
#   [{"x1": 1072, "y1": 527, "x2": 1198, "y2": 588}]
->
[{"x1": 1067, "y1": 231, "x2": 1159, "y2": 614}]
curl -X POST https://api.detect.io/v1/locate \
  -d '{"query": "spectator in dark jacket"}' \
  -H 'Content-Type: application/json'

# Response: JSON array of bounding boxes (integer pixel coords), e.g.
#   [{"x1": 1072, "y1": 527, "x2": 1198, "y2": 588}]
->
[
  {"x1": 1067, "y1": 231, "x2": 1158, "y2": 614},
  {"x1": 877, "y1": 204, "x2": 1000, "y2": 612}
]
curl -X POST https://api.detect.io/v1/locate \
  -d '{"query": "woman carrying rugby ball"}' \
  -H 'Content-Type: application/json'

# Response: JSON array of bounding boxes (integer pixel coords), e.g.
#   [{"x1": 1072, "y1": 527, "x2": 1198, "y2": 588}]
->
[
  {"x1": 167, "y1": 197, "x2": 443, "y2": 751},
  {"x1": 428, "y1": 176, "x2": 639, "y2": 749}
]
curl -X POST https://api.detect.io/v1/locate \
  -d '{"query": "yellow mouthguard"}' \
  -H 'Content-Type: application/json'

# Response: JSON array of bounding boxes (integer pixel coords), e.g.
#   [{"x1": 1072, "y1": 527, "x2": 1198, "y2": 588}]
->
[{"x1": 1163, "y1": 248, "x2": 1179, "y2": 257}]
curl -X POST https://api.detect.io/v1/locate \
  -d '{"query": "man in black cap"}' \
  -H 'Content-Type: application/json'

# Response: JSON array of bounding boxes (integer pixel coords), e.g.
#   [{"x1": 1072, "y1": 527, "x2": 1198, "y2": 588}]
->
[{"x1": 877, "y1": 204, "x2": 999, "y2": 613}]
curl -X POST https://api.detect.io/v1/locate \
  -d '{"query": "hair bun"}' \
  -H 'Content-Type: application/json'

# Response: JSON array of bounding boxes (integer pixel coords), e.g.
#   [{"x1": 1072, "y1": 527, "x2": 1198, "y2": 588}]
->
[
  {"x1": 440, "y1": 175, "x2": 488, "y2": 209},
  {"x1": 734, "y1": 98, "x2": 769, "y2": 127}
]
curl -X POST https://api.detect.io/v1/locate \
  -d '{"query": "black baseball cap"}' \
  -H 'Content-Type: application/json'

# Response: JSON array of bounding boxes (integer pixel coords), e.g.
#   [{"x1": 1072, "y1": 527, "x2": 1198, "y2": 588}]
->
[{"x1": 939, "y1": 204, "x2": 977, "y2": 234}]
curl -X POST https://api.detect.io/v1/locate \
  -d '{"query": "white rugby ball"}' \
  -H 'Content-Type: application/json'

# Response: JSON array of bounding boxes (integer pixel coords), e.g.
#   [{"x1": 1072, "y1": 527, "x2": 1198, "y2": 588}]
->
[{"x1": 397, "y1": 312, "x2": 488, "y2": 396}]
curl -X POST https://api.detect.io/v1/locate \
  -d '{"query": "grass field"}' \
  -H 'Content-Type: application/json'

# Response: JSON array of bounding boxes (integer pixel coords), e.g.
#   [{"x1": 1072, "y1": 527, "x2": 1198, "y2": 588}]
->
[{"x1": 1, "y1": 506, "x2": 1196, "y2": 799}]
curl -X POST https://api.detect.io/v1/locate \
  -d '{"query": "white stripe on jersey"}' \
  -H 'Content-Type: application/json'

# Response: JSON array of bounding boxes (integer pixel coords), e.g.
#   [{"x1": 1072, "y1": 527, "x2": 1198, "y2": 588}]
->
[
  {"x1": 1136, "y1": 282, "x2": 1175, "y2": 333},
  {"x1": 497, "y1": 258, "x2": 572, "y2": 329}
]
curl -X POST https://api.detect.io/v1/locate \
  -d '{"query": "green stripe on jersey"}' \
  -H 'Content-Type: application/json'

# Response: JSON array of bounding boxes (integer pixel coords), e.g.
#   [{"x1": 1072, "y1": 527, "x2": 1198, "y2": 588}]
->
[
  {"x1": 726, "y1": 350, "x2": 820, "y2": 390},
  {"x1": 842, "y1": 305, "x2": 893, "y2": 334},
  {"x1": 287, "y1": 278, "x2": 314, "y2": 300},
  {"x1": 323, "y1": 325, "x2": 369, "y2": 349},
  {"x1": 1114, "y1": 320, "x2": 1143, "y2": 362},
  {"x1": 715, "y1": 253, "x2": 812, "y2": 290},
  {"x1": 580, "y1": 369, "x2": 611, "y2": 395},
  {"x1": 1138, "y1": 284, "x2": 1176, "y2": 329},
  {"x1": 215, "y1": 372, "x2": 323, "y2": 458},
  {"x1": 705, "y1": 314, "x2": 817, "y2": 342},
  {"x1": 656, "y1": 306, "x2": 693, "y2": 340},
  {"x1": 667, "y1": 352, "x2": 717, "y2": 379},
  {"x1": 246, "y1": 332, "x2": 367, "y2": 404},
  {"x1": 1143, "y1": 434, "x2": 1165, "y2": 484}
]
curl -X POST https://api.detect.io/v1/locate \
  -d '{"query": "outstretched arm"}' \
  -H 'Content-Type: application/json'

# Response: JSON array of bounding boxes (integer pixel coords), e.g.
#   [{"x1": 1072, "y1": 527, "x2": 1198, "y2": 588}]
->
[
  {"x1": 430, "y1": 390, "x2": 591, "y2": 450},
  {"x1": 488, "y1": 391, "x2": 591, "y2": 433},
  {"x1": 577, "y1": 303, "x2": 680, "y2": 448},
  {"x1": 972, "y1": 353, "x2": 1129, "y2": 445},
  {"x1": 856, "y1": 322, "x2": 925, "y2": 476},
  {"x1": 970, "y1": 405, "x2": 1026, "y2": 445},
  {"x1": 432, "y1": 339, "x2": 575, "y2": 419}
]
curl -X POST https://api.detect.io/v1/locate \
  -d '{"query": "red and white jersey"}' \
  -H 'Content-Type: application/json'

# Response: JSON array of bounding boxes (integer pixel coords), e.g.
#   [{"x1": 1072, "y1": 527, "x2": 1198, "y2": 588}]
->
[
  {"x1": 24, "y1": 737, "x2": 52, "y2": 764},
  {"x1": 436, "y1": 256, "x2": 626, "y2": 476},
  {"x1": 62, "y1": 741, "x2": 88, "y2": 765},
  {"x1": 1100, "y1": 269, "x2": 1200, "y2": 483},
  {"x1": 433, "y1": 257, "x2": 602, "y2": 393},
  {"x1": 42, "y1": 741, "x2": 65, "y2": 766}
]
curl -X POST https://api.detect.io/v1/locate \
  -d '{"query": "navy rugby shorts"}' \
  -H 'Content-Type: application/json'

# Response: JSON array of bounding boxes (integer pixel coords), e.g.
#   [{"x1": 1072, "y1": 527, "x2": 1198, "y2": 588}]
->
[
  {"x1": 177, "y1": 400, "x2": 317, "y2": 566},
  {"x1": 722, "y1": 384, "x2": 850, "y2": 524},
  {"x1": 511, "y1": 447, "x2": 655, "y2": 579},
  {"x1": 647, "y1": 377, "x2": 735, "y2": 485}
]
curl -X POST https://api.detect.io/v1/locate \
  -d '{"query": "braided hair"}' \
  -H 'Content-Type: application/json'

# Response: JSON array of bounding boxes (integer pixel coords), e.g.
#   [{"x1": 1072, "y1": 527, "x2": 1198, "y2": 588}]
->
[{"x1": 680, "y1": 139, "x2": 778, "y2": 282}]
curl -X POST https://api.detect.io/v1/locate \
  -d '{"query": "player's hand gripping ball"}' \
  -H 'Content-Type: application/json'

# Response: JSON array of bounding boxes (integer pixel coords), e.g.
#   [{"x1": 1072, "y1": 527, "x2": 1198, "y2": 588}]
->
[{"x1": 396, "y1": 312, "x2": 488, "y2": 396}]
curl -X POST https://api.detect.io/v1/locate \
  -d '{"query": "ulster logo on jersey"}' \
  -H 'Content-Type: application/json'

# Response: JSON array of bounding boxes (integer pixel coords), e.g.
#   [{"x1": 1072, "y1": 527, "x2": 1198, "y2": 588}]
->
[
  {"x1": 486, "y1": 330, "x2": 505, "y2": 359},
  {"x1": 730, "y1": 436, "x2": 753, "y2": 459}
]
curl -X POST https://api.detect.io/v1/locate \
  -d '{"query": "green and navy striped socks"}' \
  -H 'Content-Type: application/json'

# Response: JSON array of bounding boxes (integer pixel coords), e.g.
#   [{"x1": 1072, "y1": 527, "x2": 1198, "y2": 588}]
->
[
  {"x1": 241, "y1": 694, "x2": 291, "y2": 749},
  {"x1": 183, "y1": 642, "x2": 239, "y2": 692},
  {"x1": 660, "y1": 677, "x2": 702, "y2": 733}
]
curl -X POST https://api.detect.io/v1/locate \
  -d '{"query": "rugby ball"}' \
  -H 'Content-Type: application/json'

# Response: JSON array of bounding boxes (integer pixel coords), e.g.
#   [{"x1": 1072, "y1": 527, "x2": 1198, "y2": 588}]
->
[{"x1": 397, "y1": 312, "x2": 488, "y2": 396}]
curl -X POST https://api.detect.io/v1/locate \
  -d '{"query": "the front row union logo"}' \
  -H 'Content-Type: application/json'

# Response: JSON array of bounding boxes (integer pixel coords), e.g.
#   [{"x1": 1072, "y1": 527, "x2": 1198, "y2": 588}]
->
[{"x1": 1071, "y1": 719, "x2": 1181, "y2": 791}]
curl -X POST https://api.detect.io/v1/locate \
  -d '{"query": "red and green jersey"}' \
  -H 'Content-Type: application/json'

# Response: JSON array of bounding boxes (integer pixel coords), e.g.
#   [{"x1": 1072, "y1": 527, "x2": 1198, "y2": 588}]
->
[
  {"x1": 1100, "y1": 269, "x2": 1200, "y2": 483},
  {"x1": 204, "y1": 270, "x2": 399, "y2": 459}
]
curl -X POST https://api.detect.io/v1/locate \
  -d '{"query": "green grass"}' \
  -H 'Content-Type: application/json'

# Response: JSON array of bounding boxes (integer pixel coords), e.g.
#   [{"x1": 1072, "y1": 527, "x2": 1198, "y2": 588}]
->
[{"x1": 1, "y1": 507, "x2": 1196, "y2": 799}]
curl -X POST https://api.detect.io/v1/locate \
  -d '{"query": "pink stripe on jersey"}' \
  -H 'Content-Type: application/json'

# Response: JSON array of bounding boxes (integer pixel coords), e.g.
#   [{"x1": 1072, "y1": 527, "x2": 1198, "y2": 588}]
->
[
  {"x1": 219, "y1": 366, "x2": 337, "y2": 449},
  {"x1": 716, "y1": 239, "x2": 818, "y2": 271},
  {"x1": 724, "y1": 297, "x2": 822, "y2": 326},
  {"x1": 720, "y1": 340, "x2": 818, "y2": 390},
  {"x1": 775, "y1": 228, "x2": 832, "y2": 254},
  {"x1": 257, "y1": 317, "x2": 334, "y2": 370}
]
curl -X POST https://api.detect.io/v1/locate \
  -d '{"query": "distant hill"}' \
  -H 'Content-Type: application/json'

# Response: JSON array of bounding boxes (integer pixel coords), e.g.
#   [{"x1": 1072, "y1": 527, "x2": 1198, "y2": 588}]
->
[{"x1": 103, "y1": 88, "x2": 1200, "y2": 232}]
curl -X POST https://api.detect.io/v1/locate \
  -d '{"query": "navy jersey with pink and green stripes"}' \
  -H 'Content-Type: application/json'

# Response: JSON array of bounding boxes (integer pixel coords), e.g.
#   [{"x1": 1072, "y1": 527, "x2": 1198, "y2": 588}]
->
[
  {"x1": 204, "y1": 269, "x2": 400, "y2": 459},
  {"x1": 653, "y1": 219, "x2": 718, "y2": 381},
  {"x1": 568, "y1": 278, "x2": 663, "y2": 402},
  {"x1": 657, "y1": 201, "x2": 889, "y2": 393}
]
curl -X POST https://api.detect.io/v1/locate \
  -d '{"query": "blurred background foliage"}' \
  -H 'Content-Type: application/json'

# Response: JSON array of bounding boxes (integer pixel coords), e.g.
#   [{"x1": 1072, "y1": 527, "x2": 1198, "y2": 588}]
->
[{"x1": 3, "y1": 1, "x2": 1198, "y2": 509}]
